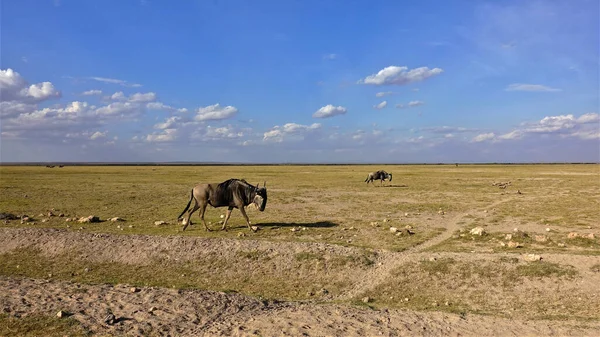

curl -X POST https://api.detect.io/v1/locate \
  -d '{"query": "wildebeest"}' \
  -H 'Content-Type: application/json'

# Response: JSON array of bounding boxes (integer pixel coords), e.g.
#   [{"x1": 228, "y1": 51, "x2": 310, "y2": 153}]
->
[
  {"x1": 365, "y1": 170, "x2": 392, "y2": 186},
  {"x1": 177, "y1": 178, "x2": 267, "y2": 232}
]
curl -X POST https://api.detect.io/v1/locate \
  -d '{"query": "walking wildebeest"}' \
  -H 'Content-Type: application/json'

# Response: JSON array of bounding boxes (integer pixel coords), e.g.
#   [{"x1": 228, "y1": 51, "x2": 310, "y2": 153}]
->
[
  {"x1": 365, "y1": 170, "x2": 392, "y2": 186},
  {"x1": 177, "y1": 178, "x2": 267, "y2": 232}
]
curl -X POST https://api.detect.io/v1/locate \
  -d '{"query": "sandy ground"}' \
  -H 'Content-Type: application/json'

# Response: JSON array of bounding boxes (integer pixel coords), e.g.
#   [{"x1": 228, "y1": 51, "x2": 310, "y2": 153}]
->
[
  {"x1": 2, "y1": 276, "x2": 599, "y2": 337},
  {"x1": 1, "y1": 227, "x2": 599, "y2": 336}
]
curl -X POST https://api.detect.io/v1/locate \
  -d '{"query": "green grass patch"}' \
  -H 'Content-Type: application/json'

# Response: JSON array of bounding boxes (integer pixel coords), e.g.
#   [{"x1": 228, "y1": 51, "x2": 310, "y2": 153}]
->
[{"x1": 0, "y1": 314, "x2": 89, "y2": 337}]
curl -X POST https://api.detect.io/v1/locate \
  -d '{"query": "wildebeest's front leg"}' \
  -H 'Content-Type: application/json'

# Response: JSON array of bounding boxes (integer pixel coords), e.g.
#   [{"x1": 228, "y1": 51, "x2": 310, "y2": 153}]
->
[
  {"x1": 221, "y1": 206, "x2": 234, "y2": 231},
  {"x1": 239, "y1": 206, "x2": 256, "y2": 231},
  {"x1": 198, "y1": 202, "x2": 211, "y2": 231}
]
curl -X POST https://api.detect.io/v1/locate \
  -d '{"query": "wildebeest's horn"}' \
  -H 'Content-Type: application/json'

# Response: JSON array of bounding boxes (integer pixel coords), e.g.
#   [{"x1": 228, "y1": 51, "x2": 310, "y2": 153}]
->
[{"x1": 263, "y1": 181, "x2": 266, "y2": 187}]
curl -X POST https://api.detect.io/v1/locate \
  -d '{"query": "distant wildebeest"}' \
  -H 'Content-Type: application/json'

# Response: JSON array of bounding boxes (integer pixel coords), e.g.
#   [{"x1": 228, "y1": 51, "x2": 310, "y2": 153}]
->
[
  {"x1": 177, "y1": 178, "x2": 268, "y2": 232},
  {"x1": 365, "y1": 170, "x2": 392, "y2": 186}
]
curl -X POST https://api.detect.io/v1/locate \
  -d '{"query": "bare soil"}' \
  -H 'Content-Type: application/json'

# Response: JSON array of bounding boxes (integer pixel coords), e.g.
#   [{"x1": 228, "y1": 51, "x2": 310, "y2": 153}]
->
[{"x1": 1, "y1": 227, "x2": 599, "y2": 336}]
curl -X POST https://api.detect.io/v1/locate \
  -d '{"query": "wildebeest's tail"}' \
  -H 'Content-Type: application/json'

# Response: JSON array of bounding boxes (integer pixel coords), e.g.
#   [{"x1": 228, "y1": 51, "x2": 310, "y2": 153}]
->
[{"x1": 177, "y1": 189, "x2": 194, "y2": 220}]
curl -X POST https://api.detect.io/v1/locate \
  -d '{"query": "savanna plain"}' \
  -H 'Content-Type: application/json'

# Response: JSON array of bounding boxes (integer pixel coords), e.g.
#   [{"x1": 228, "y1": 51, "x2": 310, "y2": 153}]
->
[{"x1": 0, "y1": 164, "x2": 599, "y2": 336}]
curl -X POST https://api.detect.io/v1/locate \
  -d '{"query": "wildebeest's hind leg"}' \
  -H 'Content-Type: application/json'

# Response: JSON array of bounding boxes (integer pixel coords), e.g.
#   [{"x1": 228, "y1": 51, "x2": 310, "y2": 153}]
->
[
  {"x1": 182, "y1": 202, "x2": 200, "y2": 231},
  {"x1": 198, "y1": 202, "x2": 211, "y2": 231},
  {"x1": 221, "y1": 206, "x2": 234, "y2": 231},
  {"x1": 239, "y1": 206, "x2": 255, "y2": 232}
]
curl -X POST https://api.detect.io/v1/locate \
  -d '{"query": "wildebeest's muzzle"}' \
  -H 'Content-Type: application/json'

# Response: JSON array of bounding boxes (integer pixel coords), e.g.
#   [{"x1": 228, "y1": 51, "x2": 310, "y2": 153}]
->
[{"x1": 253, "y1": 186, "x2": 267, "y2": 212}]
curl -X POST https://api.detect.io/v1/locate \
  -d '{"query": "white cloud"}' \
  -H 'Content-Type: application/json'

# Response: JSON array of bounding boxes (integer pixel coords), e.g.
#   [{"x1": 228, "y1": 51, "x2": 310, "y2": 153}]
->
[
  {"x1": 0, "y1": 101, "x2": 36, "y2": 118},
  {"x1": 203, "y1": 125, "x2": 244, "y2": 140},
  {"x1": 396, "y1": 100, "x2": 425, "y2": 109},
  {"x1": 359, "y1": 66, "x2": 443, "y2": 86},
  {"x1": 147, "y1": 102, "x2": 188, "y2": 113},
  {"x1": 194, "y1": 103, "x2": 238, "y2": 121},
  {"x1": 313, "y1": 104, "x2": 347, "y2": 118},
  {"x1": 577, "y1": 113, "x2": 599, "y2": 124},
  {"x1": 129, "y1": 92, "x2": 157, "y2": 103},
  {"x1": 472, "y1": 133, "x2": 496, "y2": 142},
  {"x1": 408, "y1": 100, "x2": 425, "y2": 107},
  {"x1": 375, "y1": 91, "x2": 393, "y2": 97},
  {"x1": 374, "y1": 101, "x2": 387, "y2": 110},
  {"x1": 0, "y1": 68, "x2": 61, "y2": 102},
  {"x1": 82, "y1": 89, "x2": 102, "y2": 96},
  {"x1": 111, "y1": 91, "x2": 157, "y2": 103},
  {"x1": 263, "y1": 122, "x2": 321, "y2": 142},
  {"x1": 505, "y1": 83, "x2": 562, "y2": 92},
  {"x1": 146, "y1": 128, "x2": 178, "y2": 142},
  {"x1": 89, "y1": 76, "x2": 142, "y2": 88},
  {"x1": 95, "y1": 102, "x2": 141, "y2": 116},
  {"x1": 154, "y1": 116, "x2": 181, "y2": 130},
  {"x1": 90, "y1": 131, "x2": 107, "y2": 140},
  {"x1": 111, "y1": 91, "x2": 127, "y2": 101},
  {"x1": 323, "y1": 53, "x2": 337, "y2": 60}
]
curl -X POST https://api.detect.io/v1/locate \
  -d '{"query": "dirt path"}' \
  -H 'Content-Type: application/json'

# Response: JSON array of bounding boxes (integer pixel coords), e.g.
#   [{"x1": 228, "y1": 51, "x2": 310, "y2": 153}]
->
[
  {"x1": 2, "y1": 276, "x2": 598, "y2": 337},
  {"x1": 338, "y1": 197, "x2": 515, "y2": 301}
]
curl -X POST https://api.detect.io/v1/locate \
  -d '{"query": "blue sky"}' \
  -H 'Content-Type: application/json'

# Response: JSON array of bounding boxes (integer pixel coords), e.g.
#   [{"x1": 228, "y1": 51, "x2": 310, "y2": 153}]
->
[{"x1": 1, "y1": 0, "x2": 598, "y2": 163}]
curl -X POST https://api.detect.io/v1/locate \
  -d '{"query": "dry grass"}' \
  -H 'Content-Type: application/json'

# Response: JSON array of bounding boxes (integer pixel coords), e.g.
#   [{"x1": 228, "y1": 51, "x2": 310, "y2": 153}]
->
[{"x1": 1, "y1": 163, "x2": 599, "y2": 331}]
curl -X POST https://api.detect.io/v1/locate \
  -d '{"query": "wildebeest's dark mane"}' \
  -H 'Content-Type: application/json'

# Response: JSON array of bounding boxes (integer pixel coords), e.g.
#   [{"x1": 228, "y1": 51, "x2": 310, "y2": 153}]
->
[{"x1": 213, "y1": 178, "x2": 256, "y2": 206}]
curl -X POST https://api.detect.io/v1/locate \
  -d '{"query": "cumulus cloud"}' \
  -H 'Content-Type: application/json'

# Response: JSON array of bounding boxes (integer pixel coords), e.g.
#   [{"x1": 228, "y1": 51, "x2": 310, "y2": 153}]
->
[
  {"x1": 0, "y1": 68, "x2": 61, "y2": 102},
  {"x1": 90, "y1": 131, "x2": 107, "y2": 140},
  {"x1": 146, "y1": 128, "x2": 178, "y2": 142},
  {"x1": 195, "y1": 104, "x2": 238, "y2": 121},
  {"x1": 472, "y1": 132, "x2": 496, "y2": 142},
  {"x1": 374, "y1": 101, "x2": 387, "y2": 110},
  {"x1": 95, "y1": 102, "x2": 141, "y2": 116},
  {"x1": 376, "y1": 91, "x2": 393, "y2": 97},
  {"x1": 110, "y1": 91, "x2": 157, "y2": 103},
  {"x1": 313, "y1": 104, "x2": 347, "y2": 118},
  {"x1": 82, "y1": 89, "x2": 102, "y2": 96},
  {"x1": 359, "y1": 66, "x2": 443, "y2": 86},
  {"x1": 203, "y1": 125, "x2": 244, "y2": 140},
  {"x1": 154, "y1": 116, "x2": 181, "y2": 130},
  {"x1": 263, "y1": 122, "x2": 321, "y2": 142},
  {"x1": 147, "y1": 102, "x2": 188, "y2": 113},
  {"x1": 505, "y1": 83, "x2": 562, "y2": 92}
]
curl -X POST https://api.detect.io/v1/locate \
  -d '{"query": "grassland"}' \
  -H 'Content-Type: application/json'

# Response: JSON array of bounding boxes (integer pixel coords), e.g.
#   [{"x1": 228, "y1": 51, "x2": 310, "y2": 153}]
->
[{"x1": 0, "y1": 164, "x2": 599, "y2": 335}]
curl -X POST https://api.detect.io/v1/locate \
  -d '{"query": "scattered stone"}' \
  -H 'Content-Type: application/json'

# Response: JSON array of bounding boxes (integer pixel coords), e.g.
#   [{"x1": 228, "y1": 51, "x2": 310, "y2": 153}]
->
[
  {"x1": 546, "y1": 228, "x2": 551, "y2": 232},
  {"x1": 499, "y1": 242, "x2": 506, "y2": 247},
  {"x1": 20, "y1": 216, "x2": 31, "y2": 224},
  {"x1": 507, "y1": 241, "x2": 522, "y2": 248},
  {"x1": 58, "y1": 213, "x2": 65, "y2": 217},
  {"x1": 383, "y1": 218, "x2": 389, "y2": 223},
  {"x1": 41, "y1": 219, "x2": 48, "y2": 223},
  {"x1": 349, "y1": 227, "x2": 355, "y2": 230},
  {"x1": 505, "y1": 234, "x2": 513, "y2": 240},
  {"x1": 404, "y1": 213, "x2": 409, "y2": 216},
  {"x1": 445, "y1": 301, "x2": 450, "y2": 306},
  {"x1": 56, "y1": 310, "x2": 66, "y2": 318},
  {"x1": 84, "y1": 268, "x2": 90, "y2": 273},
  {"x1": 130, "y1": 287, "x2": 139, "y2": 293},
  {"x1": 389, "y1": 227, "x2": 398, "y2": 233},
  {"x1": 251, "y1": 226, "x2": 259, "y2": 232},
  {"x1": 534, "y1": 235, "x2": 548, "y2": 243},
  {"x1": 567, "y1": 232, "x2": 579, "y2": 239},
  {"x1": 128, "y1": 225, "x2": 134, "y2": 228},
  {"x1": 319, "y1": 288, "x2": 329, "y2": 295},
  {"x1": 517, "y1": 190, "x2": 522, "y2": 194},
  {"x1": 291, "y1": 227, "x2": 298, "y2": 232},
  {"x1": 469, "y1": 227, "x2": 486, "y2": 236},
  {"x1": 65, "y1": 218, "x2": 72, "y2": 222},
  {"x1": 370, "y1": 221, "x2": 379, "y2": 227},
  {"x1": 47, "y1": 211, "x2": 55, "y2": 217},
  {"x1": 483, "y1": 210, "x2": 488, "y2": 213},
  {"x1": 362, "y1": 296, "x2": 371, "y2": 303},
  {"x1": 524, "y1": 254, "x2": 542, "y2": 262},
  {"x1": 429, "y1": 257, "x2": 437, "y2": 262},
  {"x1": 438, "y1": 210, "x2": 445, "y2": 215},
  {"x1": 154, "y1": 221, "x2": 167, "y2": 226},
  {"x1": 78, "y1": 215, "x2": 100, "y2": 223},
  {"x1": 220, "y1": 214, "x2": 225, "y2": 219},
  {"x1": 110, "y1": 217, "x2": 124, "y2": 222},
  {"x1": 149, "y1": 307, "x2": 157, "y2": 313},
  {"x1": 586, "y1": 233, "x2": 595, "y2": 239},
  {"x1": 237, "y1": 232, "x2": 245, "y2": 237},
  {"x1": 558, "y1": 243, "x2": 566, "y2": 247},
  {"x1": 405, "y1": 225, "x2": 413, "y2": 230},
  {"x1": 104, "y1": 313, "x2": 116, "y2": 325}
]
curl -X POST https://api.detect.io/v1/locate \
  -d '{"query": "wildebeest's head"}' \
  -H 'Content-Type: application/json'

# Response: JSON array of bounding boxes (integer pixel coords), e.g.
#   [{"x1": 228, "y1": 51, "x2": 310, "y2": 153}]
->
[
  {"x1": 388, "y1": 173, "x2": 392, "y2": 181},
  {"x1": 253, "y1": 182, "x2": 268, "y2": 211}
]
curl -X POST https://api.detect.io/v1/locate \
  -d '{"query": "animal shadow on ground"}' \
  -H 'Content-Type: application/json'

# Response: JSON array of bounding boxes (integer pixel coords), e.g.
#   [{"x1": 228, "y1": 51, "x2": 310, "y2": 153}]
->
[
  {"x1": 379, "y1": 184, "x2": 408, "y2": 188},
  {"x1": 254, "y1": 221, "x2": 339, "y2": 229}
]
